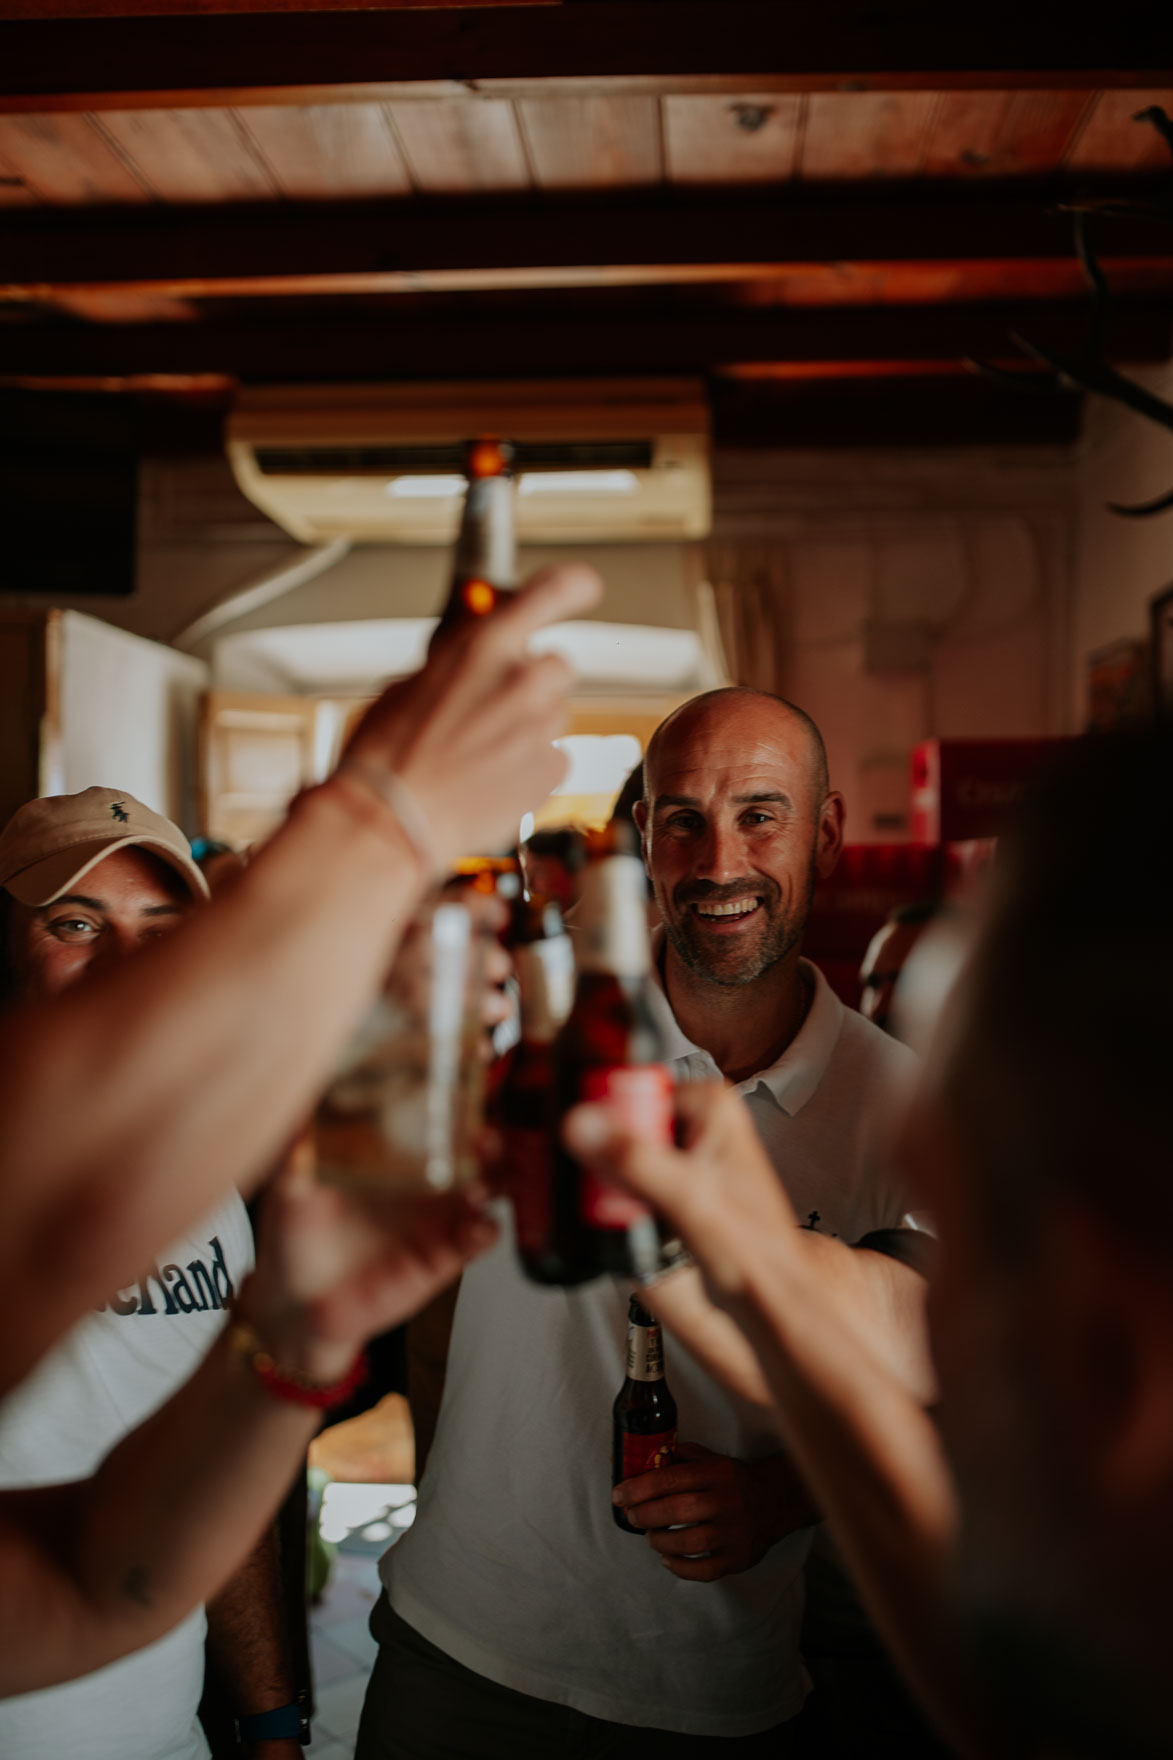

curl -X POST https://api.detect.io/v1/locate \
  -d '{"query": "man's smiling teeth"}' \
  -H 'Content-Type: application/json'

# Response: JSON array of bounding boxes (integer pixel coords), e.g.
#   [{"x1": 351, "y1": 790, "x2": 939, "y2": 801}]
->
[{"x1": 693, "y1": 898, "x2": 760, "y2": 918}]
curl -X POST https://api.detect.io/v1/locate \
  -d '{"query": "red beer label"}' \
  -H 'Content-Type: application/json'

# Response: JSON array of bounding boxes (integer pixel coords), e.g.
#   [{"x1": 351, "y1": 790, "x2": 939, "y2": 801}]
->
[
  {"x1": 578, "y1": 1064, "x2": 673, "y2": 1230},
  {"x1": 504, "y1": 1126, "x2": 550, "y2": 1255},
  {"x1": 621, "y1": 1428, "x2": 677, "y2": 1478}
]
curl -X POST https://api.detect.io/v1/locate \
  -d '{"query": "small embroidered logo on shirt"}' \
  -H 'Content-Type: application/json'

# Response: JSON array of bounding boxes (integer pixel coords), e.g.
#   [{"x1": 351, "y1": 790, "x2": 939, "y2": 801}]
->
[{"x1": 110, "y1": 802, "x2": 130, "y2": 823}]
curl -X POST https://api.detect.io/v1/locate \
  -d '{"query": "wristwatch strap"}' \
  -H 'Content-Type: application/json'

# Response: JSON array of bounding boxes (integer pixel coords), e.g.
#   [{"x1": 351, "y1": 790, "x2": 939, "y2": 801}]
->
[{"x1": 236, "y1": 1700, "x2": 311, "y2": 1743}]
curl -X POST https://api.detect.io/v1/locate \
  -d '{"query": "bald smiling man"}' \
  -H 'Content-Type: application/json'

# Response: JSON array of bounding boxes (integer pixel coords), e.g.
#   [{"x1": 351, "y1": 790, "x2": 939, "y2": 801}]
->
[{"x1": 358, "y1": 688, "x2": 935, "y2": 1760}]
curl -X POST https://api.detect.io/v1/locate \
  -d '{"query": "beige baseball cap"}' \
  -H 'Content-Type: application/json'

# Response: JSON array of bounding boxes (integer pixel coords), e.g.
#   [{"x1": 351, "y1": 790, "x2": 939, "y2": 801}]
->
[{"x1": 0, "y1": 787, "x2": 210, "y2": 908}]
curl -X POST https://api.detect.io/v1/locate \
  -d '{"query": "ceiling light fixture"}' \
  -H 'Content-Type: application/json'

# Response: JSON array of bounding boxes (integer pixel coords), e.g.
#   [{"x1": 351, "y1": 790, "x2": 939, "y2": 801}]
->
[
  {"x1": 385, "y1": 475, "x2": 466, "y2": 499},
  {"x1": 518, "y1": 470, "x2": 639, "y2": 496}
]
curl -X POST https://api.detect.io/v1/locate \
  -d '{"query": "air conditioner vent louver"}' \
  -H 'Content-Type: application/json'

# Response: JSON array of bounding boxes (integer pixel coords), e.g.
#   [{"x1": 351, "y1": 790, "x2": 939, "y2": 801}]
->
[
  {"x1": 227, "y1": 380, "x2": 710, "y2": 545},
  {"x1": 253, "y1": 440, "x2": 657, "y2": 478}
]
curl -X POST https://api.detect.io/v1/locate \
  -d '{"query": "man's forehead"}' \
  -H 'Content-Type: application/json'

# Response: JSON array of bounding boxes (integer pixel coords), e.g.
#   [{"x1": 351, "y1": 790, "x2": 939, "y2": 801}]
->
[
  {"x1": 58, "y1": 845, "x2": 192, "y2": 907},
  {"x1": 649, "y1": 729, "x2": 809, "y2": 798}
]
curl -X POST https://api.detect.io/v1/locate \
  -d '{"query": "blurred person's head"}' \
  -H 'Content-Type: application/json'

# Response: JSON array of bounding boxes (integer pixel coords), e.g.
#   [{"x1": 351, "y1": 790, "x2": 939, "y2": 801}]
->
[
  {"x1": 520, "y1": 827, "x2": 584, "y2": 911},
  {"x1": 858, "y1": 900, "x2": 938, "y2": 1033},
  {"x1": 608, "y1": 763, "x2": 644, "y2": 831},
  {"x1": 0, "y1": 788, "x2": 207, "y2": 1005},
  {"x1": 904, "y1": 723, "x2": 1173, "y2": 1756},
  {"x1": 636, "y1": 687, "x2": 843, "y2": 988},
  {"x1": 191, "y1": 836, "x2": 247, "y2": 894}
]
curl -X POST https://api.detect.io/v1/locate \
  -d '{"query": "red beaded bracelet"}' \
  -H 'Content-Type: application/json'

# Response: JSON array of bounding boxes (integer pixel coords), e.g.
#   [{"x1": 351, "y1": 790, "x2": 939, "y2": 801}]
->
[{"x1": 230, "y1": 1320, "x2": 369, "y2": 1411}]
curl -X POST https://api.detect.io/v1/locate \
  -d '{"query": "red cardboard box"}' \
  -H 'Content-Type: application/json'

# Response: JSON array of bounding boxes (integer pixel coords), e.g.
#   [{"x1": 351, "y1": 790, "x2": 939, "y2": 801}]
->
[
  {"x1": 804, "y1": 843, "x2": 948, "y2": 1007},
  {"x1": 910, "y1": 738, "x2": 1068, "y2": 845}
]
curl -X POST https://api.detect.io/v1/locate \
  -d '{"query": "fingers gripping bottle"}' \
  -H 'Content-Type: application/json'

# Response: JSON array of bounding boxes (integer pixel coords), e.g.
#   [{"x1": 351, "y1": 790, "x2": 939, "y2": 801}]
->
[
  {"x1": 612, "y1": 1295, "x2": 678, "y2": 1533},
  {"x1": 534, "y1": 821, "x2": 673, "y2": 1286},
  {"x1": 430, "y1": 438, "x2": 516, "y2": 646}
]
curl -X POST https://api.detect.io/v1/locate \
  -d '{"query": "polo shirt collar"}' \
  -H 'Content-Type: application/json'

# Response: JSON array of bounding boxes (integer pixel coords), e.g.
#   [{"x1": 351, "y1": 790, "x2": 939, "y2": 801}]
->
[{"x1": 649, "y1": 930, "x2": 844, "y2": 1117}]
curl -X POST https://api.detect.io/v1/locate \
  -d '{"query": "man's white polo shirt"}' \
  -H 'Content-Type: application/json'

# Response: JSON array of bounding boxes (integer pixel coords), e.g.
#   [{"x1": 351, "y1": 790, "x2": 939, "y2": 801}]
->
[
  {"x1": 650, "y1": 952, "x2": 919, "y2": 1241},
  {"x1": 385, "y1": 957, "x2": 918, "y2": 1737}
]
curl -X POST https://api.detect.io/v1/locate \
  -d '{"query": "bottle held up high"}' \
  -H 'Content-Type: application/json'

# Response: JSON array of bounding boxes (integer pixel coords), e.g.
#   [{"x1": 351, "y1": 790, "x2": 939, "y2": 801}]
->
[
  {"x1": 612, "y1": 1295, "x2": 677, "y2": 1532},
  {"x1": 317, "y1": 442, "x2": 515, "y2": 1190},
  {"x1": 431, "y1": 438, "x2": 523, "y2": 884},
  {"x1": 525, "y1": 821, "x2": 672, "y2": 1287},
  {"x1": 430, "y1": 438, "x2": 517, "y2": 648}
]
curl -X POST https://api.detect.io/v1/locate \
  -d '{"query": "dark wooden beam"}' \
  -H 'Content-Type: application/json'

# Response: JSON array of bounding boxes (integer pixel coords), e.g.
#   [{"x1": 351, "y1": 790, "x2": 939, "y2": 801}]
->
[
  {"x1": 0, "y1": 5, "x2": 1170, "y2": 114},
  {"x1": 710, "y1": 375, "x2": 1083, "y2": 448},
  {"x1": 4, "y1": 191, "x2": 1173, "y2": 295},
  {"x1": 1, "y1": 301, "x2": 1168, "y2": 380},
  {"x1": 0, "y1": 0, "x2": 556, "y2": 14}
]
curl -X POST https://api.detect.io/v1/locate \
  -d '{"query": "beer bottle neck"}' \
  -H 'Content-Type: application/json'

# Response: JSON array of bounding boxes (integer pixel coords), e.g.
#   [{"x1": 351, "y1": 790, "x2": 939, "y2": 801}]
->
[
  {"x1": 625, "y1": 1316, "x2": 666, "y2": 1383},
  {"x1": 452, "y1": 474, "x2": 516, "y2": 591},
  {"x1": 575, "y1": 854, "x2": 651, "y2": 978},
  {"x1": 515, "y1": 935, "x2": 575, "y2": 1045}
]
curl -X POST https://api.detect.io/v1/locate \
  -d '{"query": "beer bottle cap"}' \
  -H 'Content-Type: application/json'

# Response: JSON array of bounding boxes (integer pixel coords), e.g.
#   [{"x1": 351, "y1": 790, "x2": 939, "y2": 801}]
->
[
  {"x1": 585, "y1": 820, "x2": 641, "y2": 862},
  {"x1": 466, "y1": 437, "x2": 514, "y2": 479}
]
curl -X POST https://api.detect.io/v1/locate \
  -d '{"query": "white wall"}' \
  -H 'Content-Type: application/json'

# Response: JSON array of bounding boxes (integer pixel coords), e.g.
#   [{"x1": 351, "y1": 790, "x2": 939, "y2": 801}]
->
[
  {"x1": 54, "y1": 612, "x2": 208, "y2": 831},
  {"x1": 712, "y1": 448, "x2": 1076, "y2": 840},
  {"x1": 126, "y1": 447, "x2": 1086, "y2": 842},
  {"x1": 0, "y1": 442, "x2": 1095, "y2": 846},
  {"x1": 1070, "y1": 359, "x2": 1173, "y2": 722}
]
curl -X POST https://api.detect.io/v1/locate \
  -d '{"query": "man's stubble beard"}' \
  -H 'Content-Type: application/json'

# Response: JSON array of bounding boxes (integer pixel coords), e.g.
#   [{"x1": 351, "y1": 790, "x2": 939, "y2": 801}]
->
[{"x1": 660, "y1": 851, "x2": 817, "y2": 990}]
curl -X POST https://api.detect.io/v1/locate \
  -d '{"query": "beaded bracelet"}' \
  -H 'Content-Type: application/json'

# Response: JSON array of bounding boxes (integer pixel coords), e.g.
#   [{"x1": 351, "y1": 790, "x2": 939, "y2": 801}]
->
[{"x1": 229, "y1": 1319, "x2": 368, "y2": 1412}]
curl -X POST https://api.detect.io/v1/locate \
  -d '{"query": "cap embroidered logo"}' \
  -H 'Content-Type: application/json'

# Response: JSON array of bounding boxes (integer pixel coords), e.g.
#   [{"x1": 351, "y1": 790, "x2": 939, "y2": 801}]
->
[{"x1": 110, "y1": 802, "x2": 130, "y2": 823}]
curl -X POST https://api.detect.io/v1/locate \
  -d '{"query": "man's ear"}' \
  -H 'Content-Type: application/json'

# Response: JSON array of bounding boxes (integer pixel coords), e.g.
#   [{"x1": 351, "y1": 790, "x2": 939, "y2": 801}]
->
[
  {"x1": 815, "y1": 791, "x2": 845, "y2": 880},
  {"x1": 633, "y1": 797, "x2": 650, "y2": 866},
  {"x1": 1048, "y1": 1203, "x2": 1173, "y2": 1511}
]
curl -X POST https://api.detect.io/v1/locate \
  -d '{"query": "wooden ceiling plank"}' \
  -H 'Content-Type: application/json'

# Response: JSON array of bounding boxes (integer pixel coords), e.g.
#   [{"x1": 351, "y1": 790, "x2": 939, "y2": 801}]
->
[
  {"x1": 924, "y1": 90, "x2": 1095, "y2": 177},
  {"x1": 99, "y1": 107, "x2": 280, "y2": 200},
  {"x1": 0, "y1": 131, "x2": 40, "y2": 205},
  {"x1": 1065, "y1": 90, "x2": 1173, "y2": 170},
  {"x1": 518, "y1": 94, "x2": 662, "y2": 189},
  {"x1": 800, "y1": 92, "x2": 940, "y2": 180},
  {"x1": 663, "y1": 92, "x2": 803, "y2": 184},
  {"x1": 4, "y1": 7, "x2": 1172, "y2": 115},
  {"x1": 389, "y1": 97, "x2": 530, "y2": 193},
  {"x1": 239, "y1": 103, "x2": 411, "y2": 198},
  {"x1": 922, "y1": 92, "x2": 1015, "y2": 177},
  {"x1": 0, "y1": 112, "x2": 150, "y2": 202}
]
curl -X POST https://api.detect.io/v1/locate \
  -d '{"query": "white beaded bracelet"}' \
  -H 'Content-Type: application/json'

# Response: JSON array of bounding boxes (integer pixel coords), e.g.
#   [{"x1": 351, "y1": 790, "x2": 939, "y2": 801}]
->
[{"x1": 337, "y1": 758, "x2": 441, "y2": 879}]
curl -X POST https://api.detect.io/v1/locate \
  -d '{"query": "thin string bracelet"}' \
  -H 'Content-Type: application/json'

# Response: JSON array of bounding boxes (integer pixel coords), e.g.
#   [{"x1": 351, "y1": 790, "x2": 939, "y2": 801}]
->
[
  {"x1": 229, "y1": 1318, "x2": 369, "y2": 1412},
  {"x1": 336, "y1": 758, "x2": 441, "y2": 880}
]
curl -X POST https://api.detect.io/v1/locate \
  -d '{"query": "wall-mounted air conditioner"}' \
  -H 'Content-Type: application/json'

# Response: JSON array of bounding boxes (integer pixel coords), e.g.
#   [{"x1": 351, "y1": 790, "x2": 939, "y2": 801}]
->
[{"x1": 226, "y1": 379, "x2": 711, "y2": 545}]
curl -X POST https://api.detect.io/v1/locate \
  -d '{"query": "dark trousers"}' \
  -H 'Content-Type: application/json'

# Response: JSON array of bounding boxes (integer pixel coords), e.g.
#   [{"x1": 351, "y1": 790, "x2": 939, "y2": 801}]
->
[{"x1": 356, "y1": 1595, "x2": 805, "y2": 1759}]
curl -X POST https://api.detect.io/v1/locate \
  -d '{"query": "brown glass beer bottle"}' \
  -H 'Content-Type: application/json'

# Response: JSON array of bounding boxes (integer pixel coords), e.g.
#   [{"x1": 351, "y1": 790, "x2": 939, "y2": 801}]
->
[
  {"x1": 612, "y1": 1295, "x2": 677, "y2": 1532},
  {"x1": 431, "y1": 438, "x2": 516, "y2": 646},
  {"x1": 498, "y1": 897, "x2": 575, "y2": 1280},
  {"x1": 532, "y1": 821, "x2": 671, "y2": 1286}
]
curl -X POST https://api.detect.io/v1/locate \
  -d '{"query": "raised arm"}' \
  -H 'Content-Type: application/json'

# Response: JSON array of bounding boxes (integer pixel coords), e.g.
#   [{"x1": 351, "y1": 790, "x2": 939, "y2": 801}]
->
[
  {"x1": 0, "y1": 1160, "x2": 497, "y2": 1696},
  {"x1": 566, "y1": 1084, "x2": 991, "y2": 1758},
  {"x1": 0, "y1": 564, "x2": 600, "y2": 1396}
]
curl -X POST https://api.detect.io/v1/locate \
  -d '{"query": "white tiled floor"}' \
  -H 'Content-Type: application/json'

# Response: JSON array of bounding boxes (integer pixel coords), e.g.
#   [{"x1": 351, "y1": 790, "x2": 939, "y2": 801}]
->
[{"x1": 306, "y1": 1486, "x2": 414, "y2": 1757}]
